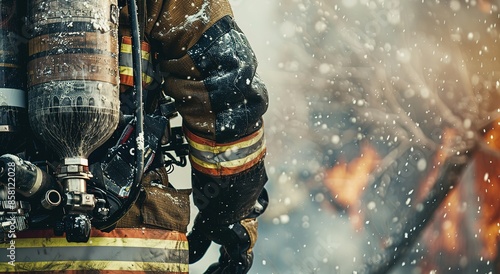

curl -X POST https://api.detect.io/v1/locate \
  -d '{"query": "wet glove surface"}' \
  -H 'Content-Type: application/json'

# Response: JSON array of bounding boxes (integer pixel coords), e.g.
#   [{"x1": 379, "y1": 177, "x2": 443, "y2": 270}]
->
[{"x1": 188, "y1": 216, "x2": 258, "y2": 274}]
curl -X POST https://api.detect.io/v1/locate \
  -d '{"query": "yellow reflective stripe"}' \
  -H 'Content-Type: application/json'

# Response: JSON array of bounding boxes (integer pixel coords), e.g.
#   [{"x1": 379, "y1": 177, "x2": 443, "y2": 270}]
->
[
  {"x1": 190, "y1": 139, "x2": 266, "y2": 169},
  {"x1": 2, "y1": 261, "x2": 189, "y2": 272},
  {"x1": 0, "y1": 63, "x2": 19, "y2": 68},
  {"x1": 119, "y1": 66, "x2": 154, "y2": 84},
  {"x1": 187, "y1": 128, "x2": 264, "y2": 153},
  {"x1": 12, "y1": 237, "x2": 188, "y2": 249},
  {"x1": 120, "y1": 43, "x2": 151, "y2": 60}
]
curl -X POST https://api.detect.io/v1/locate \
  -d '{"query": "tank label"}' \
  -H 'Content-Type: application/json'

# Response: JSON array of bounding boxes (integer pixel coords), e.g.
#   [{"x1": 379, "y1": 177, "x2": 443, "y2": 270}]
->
[
  {"x1": 27, "y1": 55, "x2": 118, "y2": 87},
  {"x1": 0, "y1": 88, "x2": 26, "y2": 108},
  {"x1": 29, "y1": 0, "x2": 110, "y2": 21}
]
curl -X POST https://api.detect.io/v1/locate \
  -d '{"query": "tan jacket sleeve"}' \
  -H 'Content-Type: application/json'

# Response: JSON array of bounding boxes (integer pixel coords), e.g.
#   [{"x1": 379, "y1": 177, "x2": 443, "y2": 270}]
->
[{"x1": 142, "y1": 0, "x2": 269, "y2": 225}]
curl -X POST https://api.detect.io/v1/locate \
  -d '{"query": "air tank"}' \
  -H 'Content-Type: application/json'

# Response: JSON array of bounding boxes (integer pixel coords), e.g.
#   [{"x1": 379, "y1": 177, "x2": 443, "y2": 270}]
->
[
  {"x1": 0, "y1": 1, "x2": 28, "y2": 155},
  {"x1": 27, "y1": 0, "x2": 120, "y2": 242}
]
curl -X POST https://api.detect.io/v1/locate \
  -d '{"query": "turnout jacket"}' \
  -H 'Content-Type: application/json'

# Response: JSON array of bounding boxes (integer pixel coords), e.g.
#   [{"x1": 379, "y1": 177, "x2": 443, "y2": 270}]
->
[{"x1": 130, "y1": 0, "x2": 269, "y2": 226}]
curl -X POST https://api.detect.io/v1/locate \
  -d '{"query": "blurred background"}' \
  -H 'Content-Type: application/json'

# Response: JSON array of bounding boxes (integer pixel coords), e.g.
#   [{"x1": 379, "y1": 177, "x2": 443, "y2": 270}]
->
[{"x1": 187, "y1": 0, "x2": 500, "y2": 273}]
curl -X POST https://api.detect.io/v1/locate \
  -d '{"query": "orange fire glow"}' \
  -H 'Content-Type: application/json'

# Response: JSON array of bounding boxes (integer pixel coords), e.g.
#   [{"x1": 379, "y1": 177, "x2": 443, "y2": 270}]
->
[
  {"x1": 416, "y1": 128, "x2": 467, "y2": 268},
  {"x1": 416, "y1": 128, "x2": 456, "y2": 203},
  {"x1": 323, "y1": 143, "x2": 380, "y2": 230},
  {"x1": 322, "y1": 122, "x2": 500, "y2": 269},
  {"x1": 475, "y1": 119, "x2": 500, "y2": 259},
  {"x1": 422, "y1": 120, "x2": 500, "y2": 269},
  {"x1": 423, "y1": 188, "x2": 465, "y2": 258}
]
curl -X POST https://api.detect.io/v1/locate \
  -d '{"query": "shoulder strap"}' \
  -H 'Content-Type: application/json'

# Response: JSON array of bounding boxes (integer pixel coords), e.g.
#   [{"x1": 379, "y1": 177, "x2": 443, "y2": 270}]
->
[
  {"x1": 137, "y1": 0, "x2": 147, "y2": 41},
  {"x1": 119, "y1": 0, "x2": 147, "y2": 42}
]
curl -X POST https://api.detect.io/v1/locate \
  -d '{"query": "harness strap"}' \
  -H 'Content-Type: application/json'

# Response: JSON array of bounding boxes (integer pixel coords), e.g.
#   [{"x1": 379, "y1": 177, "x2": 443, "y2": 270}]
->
[
  {"x1": 137, "y1": 0, "x2": 146, "y2": 42},
  {"x1": 119, "y1": 36, "x2": 156, "y2": 88}
]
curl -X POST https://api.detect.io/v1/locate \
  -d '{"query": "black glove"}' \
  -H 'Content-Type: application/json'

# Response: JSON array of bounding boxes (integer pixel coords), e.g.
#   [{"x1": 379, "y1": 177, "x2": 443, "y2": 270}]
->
[
  {"x1": 188, "y1": 216, "x2": 258, "y2": 274},
  {"x1": 187, "y1": 221, "x2": 212, "y2": 264},
  {"x1": 188, "y1": 179, "x2": 269, "y2": 273}
]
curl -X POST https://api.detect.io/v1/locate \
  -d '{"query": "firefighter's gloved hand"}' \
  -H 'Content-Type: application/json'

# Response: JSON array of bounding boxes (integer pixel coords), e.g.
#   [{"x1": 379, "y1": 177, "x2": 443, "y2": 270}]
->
[
  {"x1": 188, "y1": 215, "x2": 258, "y2": 274},
  {"x1": 187, "y1": 223, "x2": 212, "y2": 264}
]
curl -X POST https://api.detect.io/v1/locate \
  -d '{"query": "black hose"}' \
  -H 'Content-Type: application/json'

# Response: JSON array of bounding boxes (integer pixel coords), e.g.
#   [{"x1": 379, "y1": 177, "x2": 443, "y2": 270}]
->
[{"x1": 127, "y1": 0, "x2": 145, "y2": 185}]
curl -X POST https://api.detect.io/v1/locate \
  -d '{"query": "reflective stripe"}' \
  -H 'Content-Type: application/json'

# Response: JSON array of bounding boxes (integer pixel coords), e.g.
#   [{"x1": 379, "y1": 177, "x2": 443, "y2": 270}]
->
[
  {"x1": 119, "y1": 66, "x2": 154, "y2": 86},
  {"x1": 185, "y1": 128, "x2": 266, "y2": 175},
  {"x1": 119, "y1": 36, "x2": 156, "y2": 87},
  {"x1": 0, "y1": 63, "x2": 18, "y2": 68},
  {"x1": 190, "y1": 140, "x2": 266, "y2": 168},
  {"x1": 188, "y1": 128, "x2": 264, "y2": 152},
  {"x1": 120, "y1": 43, "x2": 151, "y2": 60},
  {"x1": 13, "y1": 246, "x2": 187, "y2": 263},
  {"x1": 0, "y1": 228, "x2": 188, "y2": 273},
  {"x1": 13, "y1": 237, "x2": 188, "y2": 249},
  {"x1": 0, "y1": 261, "x2": 188, "y2": 272}
]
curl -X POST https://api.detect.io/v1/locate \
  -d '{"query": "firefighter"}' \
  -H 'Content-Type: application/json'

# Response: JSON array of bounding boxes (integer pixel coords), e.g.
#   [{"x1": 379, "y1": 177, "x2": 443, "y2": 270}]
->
[{"x1": 0, "y1": 0, "x2": 269, "y2": 273}]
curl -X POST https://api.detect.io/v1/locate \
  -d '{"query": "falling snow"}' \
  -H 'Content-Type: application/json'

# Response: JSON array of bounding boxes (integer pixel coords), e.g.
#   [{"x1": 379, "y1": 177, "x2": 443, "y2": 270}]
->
[{"x1": 222, "y1": 0, "x2": 500, "y2": 274}]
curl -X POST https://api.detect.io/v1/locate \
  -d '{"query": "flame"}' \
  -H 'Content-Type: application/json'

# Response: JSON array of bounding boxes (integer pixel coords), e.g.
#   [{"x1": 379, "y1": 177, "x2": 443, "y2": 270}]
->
[
  {"x1": 322, "y1": 125, "x2": 500, "y2": 268},
  {"x1": 421, "y1": 120, "x2": 500, "y2": 270},
  {"x1": 416, "y1": 128, "x2": 457, "y2": 203},
  {"x1": 478, "y1": 0, "x2": 493, "y2": 13},
  {"x1": 419, "y1": 129, "x2": 465, "y2": 252},
  {"x1": 424, "y1": 188, "x2": 465, "y2": 254},
  {"x1": 323, "y1": 143, "x2": 380, "y2": 230},
  {"x1": 419, "y1": 187, "x2": 466, "y2": 273},
  {"x1": 475, "y1": 119, "x2": 500, "y2": 259}
]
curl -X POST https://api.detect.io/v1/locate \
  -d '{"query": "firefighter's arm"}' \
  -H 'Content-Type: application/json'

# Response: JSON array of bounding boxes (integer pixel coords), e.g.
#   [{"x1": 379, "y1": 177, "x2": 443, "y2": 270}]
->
[{"x1": 146, "y1": 0, "x2": 269, "y2": 272}]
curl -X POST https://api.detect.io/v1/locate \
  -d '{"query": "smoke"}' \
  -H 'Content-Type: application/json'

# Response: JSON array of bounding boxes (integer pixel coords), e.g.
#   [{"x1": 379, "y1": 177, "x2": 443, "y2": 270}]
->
[{"x1": 228, "y1": 0, "x2": 500, "y2": 273}]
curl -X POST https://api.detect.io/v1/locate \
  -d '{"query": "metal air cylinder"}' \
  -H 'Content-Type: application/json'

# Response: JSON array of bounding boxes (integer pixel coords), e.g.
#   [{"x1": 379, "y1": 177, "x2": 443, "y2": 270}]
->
[
  {"x1": 27, "y1": 0, "x2": 120, "y2": 242},
  {"x1": 27, "y1": 0, "x2": 120, "y2": 159},
  {"x1": 0, "y1": 1, "x2": 27, "y2": 155}
]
